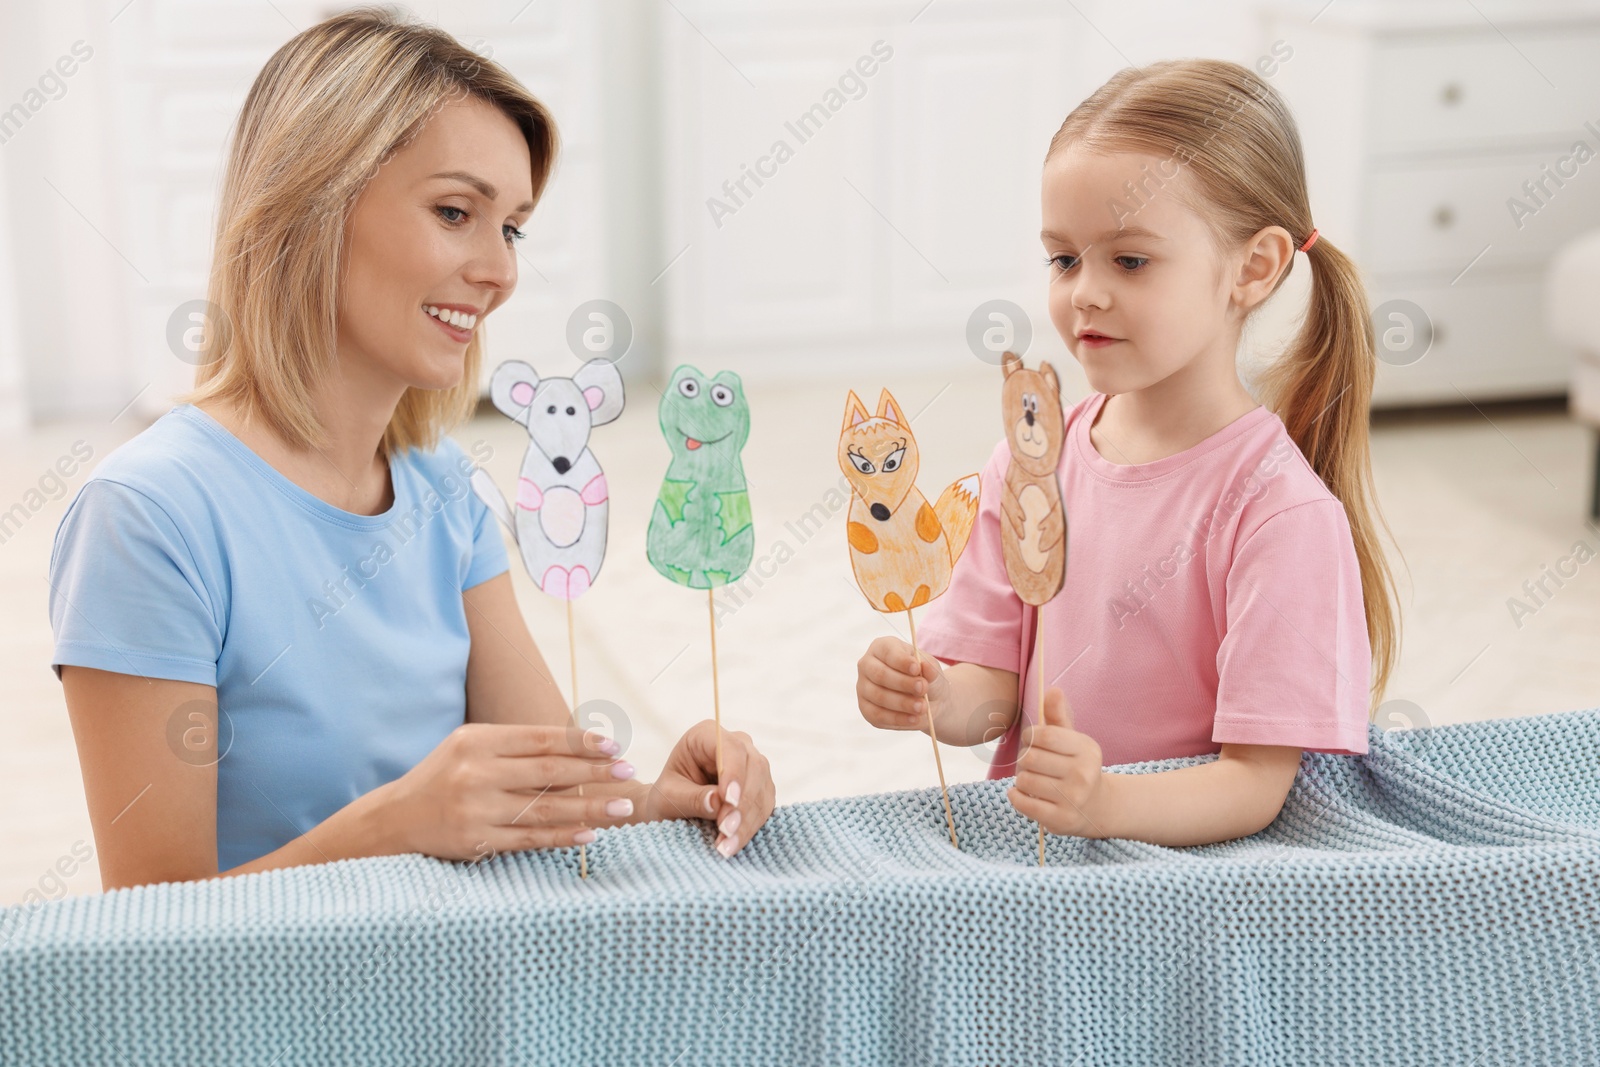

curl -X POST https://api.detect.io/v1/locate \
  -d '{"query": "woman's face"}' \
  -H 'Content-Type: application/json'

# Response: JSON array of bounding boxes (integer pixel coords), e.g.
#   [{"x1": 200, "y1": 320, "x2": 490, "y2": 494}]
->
[
  {"x1": 338, "y1": 94, "x2": 534, "y2": 393},
  {"x1": 1040, "y1": 146, "x2": 1245, "y2": 396}
]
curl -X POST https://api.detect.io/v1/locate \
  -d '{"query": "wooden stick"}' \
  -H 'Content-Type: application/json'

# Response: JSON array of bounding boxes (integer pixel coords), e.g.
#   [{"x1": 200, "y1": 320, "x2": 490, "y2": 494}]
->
[
  {"x1": 708, "y1": 587, "x2": 723, "y2": 783},
  {"x1": 1037, "y1": 608, "x2": 1047, "y2": 867},
  {"x1": 908, "y1": 609, "x2": 958, "y2": 850},
  {"x1": 568, "y1": 598, "x2": 587, "y2": 881}
]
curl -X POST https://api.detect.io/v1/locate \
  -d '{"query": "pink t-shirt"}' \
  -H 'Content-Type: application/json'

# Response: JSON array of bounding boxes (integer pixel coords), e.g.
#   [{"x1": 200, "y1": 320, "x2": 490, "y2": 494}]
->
[{"x1": 917, "y1": 391, "x2": 1372, "y2": 776}]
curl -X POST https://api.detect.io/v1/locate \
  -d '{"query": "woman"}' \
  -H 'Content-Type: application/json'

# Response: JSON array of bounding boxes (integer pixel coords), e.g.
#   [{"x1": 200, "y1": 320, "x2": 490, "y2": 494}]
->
[{"x1": 48, "y1": 7, "x2": 774, "y2": 889}]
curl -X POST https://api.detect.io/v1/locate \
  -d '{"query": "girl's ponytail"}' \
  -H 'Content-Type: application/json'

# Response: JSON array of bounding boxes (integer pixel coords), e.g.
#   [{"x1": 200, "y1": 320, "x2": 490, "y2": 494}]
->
[
  {"x1": 1254, "y1": 234, "x2": 1402, "y2": 712},
  {"x1": 1046, "y1": 58, "x2": 1402, "y2": 714}
]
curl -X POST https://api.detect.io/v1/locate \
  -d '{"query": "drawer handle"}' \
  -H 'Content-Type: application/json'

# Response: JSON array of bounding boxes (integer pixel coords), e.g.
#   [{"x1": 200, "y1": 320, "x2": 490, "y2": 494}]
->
[
  {"x1": 1433, "y1": 205, "x2": 1456, "y2": 229},
  {"x1": 1440, "y1": 81, "x2": 1464, "y2": 105}
]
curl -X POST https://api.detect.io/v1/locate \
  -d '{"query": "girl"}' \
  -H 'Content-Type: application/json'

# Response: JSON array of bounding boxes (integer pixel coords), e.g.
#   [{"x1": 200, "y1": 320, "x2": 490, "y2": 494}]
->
[
  {"x1": 856, "y1": 58, "x2": 1400, "y2": 848},
  {"x1": 48, "y1": 7, "x2": 773, "y2": 890}
]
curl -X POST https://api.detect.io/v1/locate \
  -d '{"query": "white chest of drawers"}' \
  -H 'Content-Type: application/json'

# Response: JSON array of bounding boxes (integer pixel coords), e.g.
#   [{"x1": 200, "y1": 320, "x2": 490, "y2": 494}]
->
[{"x1": 1263, "y1": 0, "x2": 1600, "y2": 406}]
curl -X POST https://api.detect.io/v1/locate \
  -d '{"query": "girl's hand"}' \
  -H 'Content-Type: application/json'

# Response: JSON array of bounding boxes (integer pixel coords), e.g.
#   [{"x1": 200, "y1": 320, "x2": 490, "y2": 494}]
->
[
  {"x1": 646, "y1": 720, "x2": 776, "y2": 859},
  {"x1": 375, "y1": 722, "x2": 637, "y2": 860},
  {"x1": 1007, "y1": 687, "x2": 1110, "y2": 837},
  {"x1": 856, "y1": 636, "x2": 950, "y2": 733}
]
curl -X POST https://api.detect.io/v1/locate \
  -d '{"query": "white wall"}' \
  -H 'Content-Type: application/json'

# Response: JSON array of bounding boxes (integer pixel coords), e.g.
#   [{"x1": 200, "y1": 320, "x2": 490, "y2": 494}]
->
[
  {"x1": 0, "y1": 1, "x2": 136, "y2": 427},
  {"x1": 655, "y1": 0, "x2": 1309, "y2": 387},
  {"x1": 0, "y1": 0, "x2": 1309, "y2": 425}
]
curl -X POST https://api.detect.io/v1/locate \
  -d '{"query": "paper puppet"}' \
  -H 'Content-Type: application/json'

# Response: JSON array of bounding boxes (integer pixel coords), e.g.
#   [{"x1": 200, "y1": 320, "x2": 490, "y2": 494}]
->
[
  {"x1": 471, "y1": 359, "x2": 626, "y2": 598},
  {"x1": 997, "y1": 351, "x2": 1067, "y2": 866},
  {"x1": 998, "y1": 352, "x2": 1067, "y2": 605},
  {"x1": 840, "y1": 386, "x2": 978, "y2": 850},
  {"x1": 840, "y1": 389, "x2": 980, "y2": 613},
  {"x1": 646, "y1": 365, "x2": 754, "y2": 589},
  {"x1": 470, "y1": 356, "x2": 626, "y2": 879}
]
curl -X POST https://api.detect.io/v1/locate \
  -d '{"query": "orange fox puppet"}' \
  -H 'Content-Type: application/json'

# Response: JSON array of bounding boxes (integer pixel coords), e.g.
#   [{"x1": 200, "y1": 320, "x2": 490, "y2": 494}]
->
[
  {"x1": 999, "y1": 351, "x2": 1067, "y2": 605},
  {"x1": 840, "y1": 389, "x2": 980, "y2": 612}
]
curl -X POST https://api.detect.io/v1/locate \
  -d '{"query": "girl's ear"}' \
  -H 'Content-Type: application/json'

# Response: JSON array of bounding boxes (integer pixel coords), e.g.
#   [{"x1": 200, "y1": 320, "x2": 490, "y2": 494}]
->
[
  {"x1": 842, "y1": 390, "x2": 870, "y2": 433},
  {"x1": 875, "y1": 388, "x2": 907, "y2": 426},
  {"x1": 1234, "y1": 225, "x2": 1297, "y2": 312}
]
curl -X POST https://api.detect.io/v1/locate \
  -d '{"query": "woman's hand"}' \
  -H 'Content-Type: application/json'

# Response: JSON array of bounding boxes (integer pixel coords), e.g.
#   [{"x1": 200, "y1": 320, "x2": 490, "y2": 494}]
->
[
  {"x1": 373, "y1": 722, "x2": 638, "y2": 860},
  {"x1": 1006, "y1": 687, "x2": 1111, "y2": 838},
  {"x1": 856, "y1": 635, "x2": 951, "y2": 733},
  {"x1": 645, "y1": 720, "x2": 775, "y2": 859}
]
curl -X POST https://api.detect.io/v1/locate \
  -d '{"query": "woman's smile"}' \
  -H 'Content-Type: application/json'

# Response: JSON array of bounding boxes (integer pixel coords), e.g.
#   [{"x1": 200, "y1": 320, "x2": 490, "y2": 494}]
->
[{"x1": 422, "y1": 302, "x2": 479, "y2": 343}]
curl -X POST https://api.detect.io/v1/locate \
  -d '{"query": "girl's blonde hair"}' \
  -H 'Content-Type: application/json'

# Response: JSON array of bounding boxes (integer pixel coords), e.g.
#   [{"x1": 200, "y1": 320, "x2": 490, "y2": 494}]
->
[
  {"x1": 176, "y1": 4, "x2": 558, "y2": 458},
  {"x1": 1046, "y1": 57, "x2": 1401, "y2": 714}
]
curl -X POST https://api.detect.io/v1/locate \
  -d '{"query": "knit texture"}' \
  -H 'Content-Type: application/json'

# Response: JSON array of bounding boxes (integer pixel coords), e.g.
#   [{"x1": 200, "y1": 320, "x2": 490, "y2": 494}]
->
[{"x1": 3, "y1": 709, "x2": 1598, "y2": 1064}]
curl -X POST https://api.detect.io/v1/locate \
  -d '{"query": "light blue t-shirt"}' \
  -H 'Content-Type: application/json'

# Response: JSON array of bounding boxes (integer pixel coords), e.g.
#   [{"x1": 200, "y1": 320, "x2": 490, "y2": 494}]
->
[{"x1": 48, "y1": 403, "x2": 510, "y2": 871}]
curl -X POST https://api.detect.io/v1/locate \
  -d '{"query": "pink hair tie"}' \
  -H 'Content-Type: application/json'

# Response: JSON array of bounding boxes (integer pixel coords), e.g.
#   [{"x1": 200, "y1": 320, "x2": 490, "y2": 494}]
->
[{"x1": 1298, "y1": 227, "x2": 1319, "y2": 253}]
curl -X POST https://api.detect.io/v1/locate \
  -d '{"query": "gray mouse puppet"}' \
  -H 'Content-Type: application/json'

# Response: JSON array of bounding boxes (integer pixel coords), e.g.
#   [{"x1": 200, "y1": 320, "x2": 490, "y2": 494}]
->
[{"x1": 471, "y1": 358, "x2": 626, "y2": 599}]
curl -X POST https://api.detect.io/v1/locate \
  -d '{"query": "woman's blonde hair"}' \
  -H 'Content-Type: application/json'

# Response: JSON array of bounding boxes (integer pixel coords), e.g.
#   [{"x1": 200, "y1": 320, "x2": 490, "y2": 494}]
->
[
  {"x1": 176, "y1": 4, "x2": 558, "y2": 457},
  {"x1": 1046, "y1": 58, "x2": 1402, "y2": 714}
]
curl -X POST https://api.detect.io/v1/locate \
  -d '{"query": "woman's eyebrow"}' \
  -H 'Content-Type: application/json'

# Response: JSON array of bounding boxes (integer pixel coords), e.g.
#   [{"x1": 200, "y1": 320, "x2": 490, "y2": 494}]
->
[{"x1": 426, "y1": 170, "x2": 534, "y2": 213}]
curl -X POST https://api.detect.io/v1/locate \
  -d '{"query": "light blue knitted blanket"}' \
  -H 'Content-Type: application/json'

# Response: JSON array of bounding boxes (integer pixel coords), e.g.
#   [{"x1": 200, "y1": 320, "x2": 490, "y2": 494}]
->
[{"x1": 4, "y1": 708, "x2": 1598, "y2": 1065}]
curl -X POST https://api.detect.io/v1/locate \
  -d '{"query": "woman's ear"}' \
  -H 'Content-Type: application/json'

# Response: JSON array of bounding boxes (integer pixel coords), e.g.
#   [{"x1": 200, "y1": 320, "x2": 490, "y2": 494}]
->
[{"x1": 1233, "y1": 224, "x2": 1296, "y2": 312}]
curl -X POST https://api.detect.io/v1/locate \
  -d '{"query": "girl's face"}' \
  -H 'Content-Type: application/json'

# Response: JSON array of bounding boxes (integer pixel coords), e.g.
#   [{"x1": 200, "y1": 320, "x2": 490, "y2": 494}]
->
[
  {"x1": 1040, "y1": 146, "x2": 1247, "y2": 396},
  {"x1": 338, "y1": 95, "x2": 534, "y2": 394}
]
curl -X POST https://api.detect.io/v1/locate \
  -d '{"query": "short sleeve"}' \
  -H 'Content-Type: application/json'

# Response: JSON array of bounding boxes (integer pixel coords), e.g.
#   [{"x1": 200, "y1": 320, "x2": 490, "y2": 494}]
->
[
  {"x1": 916, "y1": 440, "x2": 1025, "y2": 673},
  {"x1": 462, "y1": 460, "x2": 510, "y2": 592},
  {"x1": 1211, "y1": 499, "x2": 1371, "y2": 755},
  {"x1": 48, "y1": 479, "x2": 223, "y2": 686}
]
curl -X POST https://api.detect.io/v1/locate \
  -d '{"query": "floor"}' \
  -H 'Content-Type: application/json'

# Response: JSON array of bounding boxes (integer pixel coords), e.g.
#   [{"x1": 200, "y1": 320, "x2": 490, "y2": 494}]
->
[{"x1": 3, "y1": 365, "x2": 1597, "y2": 905}]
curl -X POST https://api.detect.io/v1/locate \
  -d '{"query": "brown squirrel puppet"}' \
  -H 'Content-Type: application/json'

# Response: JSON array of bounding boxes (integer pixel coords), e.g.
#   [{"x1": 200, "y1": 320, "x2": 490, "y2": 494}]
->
[{"x1": 999, "y1": 351, "x2": 1066, "y2": 605}]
